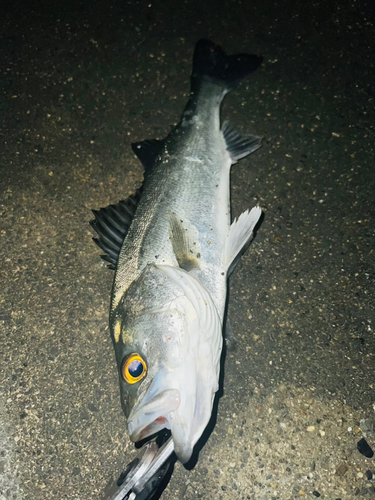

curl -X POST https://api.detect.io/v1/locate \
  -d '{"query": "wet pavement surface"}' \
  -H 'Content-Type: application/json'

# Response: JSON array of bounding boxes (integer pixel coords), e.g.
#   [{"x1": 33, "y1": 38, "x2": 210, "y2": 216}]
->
[{"x1": 1, "y1": 0, "x2": 374, "y2": 499}]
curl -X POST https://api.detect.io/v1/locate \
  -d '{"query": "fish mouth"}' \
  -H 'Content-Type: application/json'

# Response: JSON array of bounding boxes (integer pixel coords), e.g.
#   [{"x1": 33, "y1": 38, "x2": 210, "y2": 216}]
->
[
  {"x1": 128, "y1": 388, "x2": 181, "y2": 442},
  {"x1": 127, "y1": 365, "x2": 214, "y2": 464},
  {"x1": 127, "y1": 385, "x2": 200, "y2": 464}
]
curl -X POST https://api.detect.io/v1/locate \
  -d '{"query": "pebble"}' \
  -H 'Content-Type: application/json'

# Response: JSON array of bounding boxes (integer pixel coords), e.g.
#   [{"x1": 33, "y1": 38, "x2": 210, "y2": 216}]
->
[
  {"x1": 313, "y1": 491, "x2": 321, "y2": 497},
  {"x1": 358, "y1": 472, "x2": 364, "y2": 478},
  {"x1": 335, "y1": 463, "x2": 349, "y2": 476},
  {"x1": 360, "y1": 418, "x2": 374, "y2": 434},
  {"x1": 366, "y1": 470, "x2": 373, "y2": 480},
  {"x1": 307, "y1": 426, "x2": 315, "y2": 432},
  {"x1": 357, "y1": 438, "x2": 374, "y2": 458}
]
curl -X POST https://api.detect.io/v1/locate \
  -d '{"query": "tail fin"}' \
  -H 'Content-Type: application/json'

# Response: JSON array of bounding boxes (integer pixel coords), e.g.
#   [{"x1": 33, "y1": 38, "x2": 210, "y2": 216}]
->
[{"x1": 191, "y1": 39, "x2": 262, "y2": 93}]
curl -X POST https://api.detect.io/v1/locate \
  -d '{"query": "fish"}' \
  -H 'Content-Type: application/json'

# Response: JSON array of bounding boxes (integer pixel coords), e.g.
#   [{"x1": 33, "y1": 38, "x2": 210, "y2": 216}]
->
[{"x1": 91, "y1": 39, "x2": 263, "y2": 464}]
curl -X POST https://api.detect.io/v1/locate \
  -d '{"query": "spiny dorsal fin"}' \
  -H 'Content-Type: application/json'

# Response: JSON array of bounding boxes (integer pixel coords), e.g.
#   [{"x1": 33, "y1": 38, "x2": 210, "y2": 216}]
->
[
  {"x1": 90, "y1": 190, "x2": 141, "y2": 270},
  {"x1": 168, "y1": 211, "x2": 201, "y2": 272},
  {"x1": 131, "y1": 139, "x2": 164, "y2": 172},
  {"x1": 221, "y1": 121, "x2": 262, "y2": 163},
  {"x1": 224, "y1": 206, "x2": 262, "y2": 275}
]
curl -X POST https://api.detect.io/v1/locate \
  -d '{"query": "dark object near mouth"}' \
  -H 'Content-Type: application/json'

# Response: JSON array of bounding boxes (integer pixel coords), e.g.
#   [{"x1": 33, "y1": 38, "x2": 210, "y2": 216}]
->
[
  {"x1": 115, "y1": 429, "x2": 174, "y2": 500},
  {"x1": 135, "y1": 428, "x2": 172, "y2": 450}
]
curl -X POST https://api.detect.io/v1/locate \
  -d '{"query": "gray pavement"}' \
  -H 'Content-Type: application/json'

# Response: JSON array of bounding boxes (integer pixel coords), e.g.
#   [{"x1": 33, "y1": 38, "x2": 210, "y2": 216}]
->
[{"x1": 1, "y1": 1, "x2": 374, "y2": 499}]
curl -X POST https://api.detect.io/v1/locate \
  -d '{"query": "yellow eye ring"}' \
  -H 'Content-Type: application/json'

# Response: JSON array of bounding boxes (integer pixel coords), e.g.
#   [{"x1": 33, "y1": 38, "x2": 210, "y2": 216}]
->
[{"x1": 122, "y1": 353, "x2": 147, "y2": 384}]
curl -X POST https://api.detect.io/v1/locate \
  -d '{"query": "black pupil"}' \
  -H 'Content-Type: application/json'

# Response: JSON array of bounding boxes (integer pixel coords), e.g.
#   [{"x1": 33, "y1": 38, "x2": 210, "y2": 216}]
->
[{"x1": 128, "y1": 359, "x2": 143, "y2": 378}]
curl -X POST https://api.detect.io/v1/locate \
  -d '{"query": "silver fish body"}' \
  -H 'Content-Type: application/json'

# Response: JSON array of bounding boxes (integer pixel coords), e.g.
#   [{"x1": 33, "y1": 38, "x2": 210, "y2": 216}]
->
[{"x1": 92, "y1": 39, "x2": 263, "y2": 464}]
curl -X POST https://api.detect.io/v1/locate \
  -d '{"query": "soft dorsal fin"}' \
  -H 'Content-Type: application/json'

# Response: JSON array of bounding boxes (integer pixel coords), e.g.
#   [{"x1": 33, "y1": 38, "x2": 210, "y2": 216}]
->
[
  {"x1": 168, "y1": 211, "x2": 201, "y2": 272},
  {"x1": 90, "y1": 191, "x2": 141, "y2": 269},
  {"x1": 221, "y1": 121, "x2": 262, "y2": 163},
  {"x1": 131, "y1": 139, "x2": 164, "y2": 172},
  {"x1": 224, "y1": 206, "x2": 262, "y2": 275}
]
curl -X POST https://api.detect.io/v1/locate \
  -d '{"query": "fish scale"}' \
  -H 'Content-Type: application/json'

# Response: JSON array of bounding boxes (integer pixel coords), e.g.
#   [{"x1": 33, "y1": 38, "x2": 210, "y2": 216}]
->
[{"x1": 114, "y1": 98, "x2": 230, "y2": 314}]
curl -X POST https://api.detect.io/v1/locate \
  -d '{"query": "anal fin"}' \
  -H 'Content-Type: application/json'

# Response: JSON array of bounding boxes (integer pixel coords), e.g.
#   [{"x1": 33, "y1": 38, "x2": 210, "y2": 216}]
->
[{"x1": 224, "y1": 206, "x2": 262, "y2": 275}]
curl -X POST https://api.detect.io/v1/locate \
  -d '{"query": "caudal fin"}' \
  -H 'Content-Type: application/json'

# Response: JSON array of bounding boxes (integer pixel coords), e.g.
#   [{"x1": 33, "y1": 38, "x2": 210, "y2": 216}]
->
[{"x1": 191, "y1": 39, "x2": 262, "y2": 93}]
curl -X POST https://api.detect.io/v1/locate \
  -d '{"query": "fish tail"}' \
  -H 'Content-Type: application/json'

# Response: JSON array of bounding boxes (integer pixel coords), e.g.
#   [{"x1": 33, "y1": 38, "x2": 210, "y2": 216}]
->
[{"x1": 191, "y1": 39, "x2": 262, "y2": 94}]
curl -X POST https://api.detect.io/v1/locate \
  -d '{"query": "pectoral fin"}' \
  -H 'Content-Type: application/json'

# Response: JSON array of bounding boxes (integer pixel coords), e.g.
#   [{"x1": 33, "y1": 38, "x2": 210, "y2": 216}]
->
[
  {"x1": 224, "y1": 206, "x2": 262, "y2": 275},
  {"x1": 168, "y1": 212, "x2": 201, "y2": 272}
]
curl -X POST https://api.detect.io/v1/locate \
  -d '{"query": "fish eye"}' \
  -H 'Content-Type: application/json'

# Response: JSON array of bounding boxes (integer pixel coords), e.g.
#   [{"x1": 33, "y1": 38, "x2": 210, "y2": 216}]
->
[{"x1": 122, "y1": 353, "x2": 147, "y2": 384}]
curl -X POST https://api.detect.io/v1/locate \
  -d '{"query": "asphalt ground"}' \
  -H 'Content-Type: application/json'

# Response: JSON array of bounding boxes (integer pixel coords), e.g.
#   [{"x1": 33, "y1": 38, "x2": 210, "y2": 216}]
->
[{"x1": 1, "y1": 1, "x2": 374, "y2": 499}]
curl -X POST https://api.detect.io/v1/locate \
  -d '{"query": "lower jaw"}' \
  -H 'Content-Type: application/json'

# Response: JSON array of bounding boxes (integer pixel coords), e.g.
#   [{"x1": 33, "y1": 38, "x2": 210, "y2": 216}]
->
[{"x1": 131, "y1": 416, "x2": 170, "y2": 442}]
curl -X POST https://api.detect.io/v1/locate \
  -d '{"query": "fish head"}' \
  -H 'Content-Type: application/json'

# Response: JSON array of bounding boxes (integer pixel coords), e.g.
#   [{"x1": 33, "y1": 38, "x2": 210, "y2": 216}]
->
[{"x1": 111, "y1": 264, "x2": 222, "y2": 463}]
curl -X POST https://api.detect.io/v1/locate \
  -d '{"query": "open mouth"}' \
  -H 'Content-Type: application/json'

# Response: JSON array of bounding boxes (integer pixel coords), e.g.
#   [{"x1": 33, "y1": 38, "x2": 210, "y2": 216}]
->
[
  {"x1": 128, "y1": 388, "x2": 181, "y2": 442},
  {"x1": 127, "y1": 383, "x2": 204, "y2": 464},
  {"x1": 132, "y1": 416, "x2": 170, "y2": 442}
]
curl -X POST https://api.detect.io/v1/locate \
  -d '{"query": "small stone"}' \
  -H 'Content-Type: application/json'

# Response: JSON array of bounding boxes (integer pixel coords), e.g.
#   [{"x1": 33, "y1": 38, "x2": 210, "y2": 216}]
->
[
  {"x1": 299, "y1": 490, "x2": 306, "y2": 495},
  {"x1": 87, "y1": 403, "x2": 99, "y2": 412},
  {"x1": 313, "y1": 492, "x2": 321, "y2": 498},
  {"x1": 72, "y1": 467, "x2": 81, "y2": 476},
  {"x1": 358, "y1": 472, "x2": 364, "y2": 478},
  {"x1": 360, "y1": 418, "x2": 374, "y2": 435},
  {"x1": 336, "y1": 463, "x2": 349, "y2": 476},
  {"x1": 360, "y1": 486, "x2": 368, "y2": 495},
  {"x1": 307, "y1": 426, "x2": 315, "y2": 432},
  {"x1": 319, "y1": 430, "x2": 325, "y2": 436},
  {"x1": 366, "y1": 470, "x2": 373, "y2": 480},
  {"x1": 228, "y1": 427, "x2": 233, "y2": 435},
  {"x1": 358, "y1": 438, "x2": 374, "y2": 458}
]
